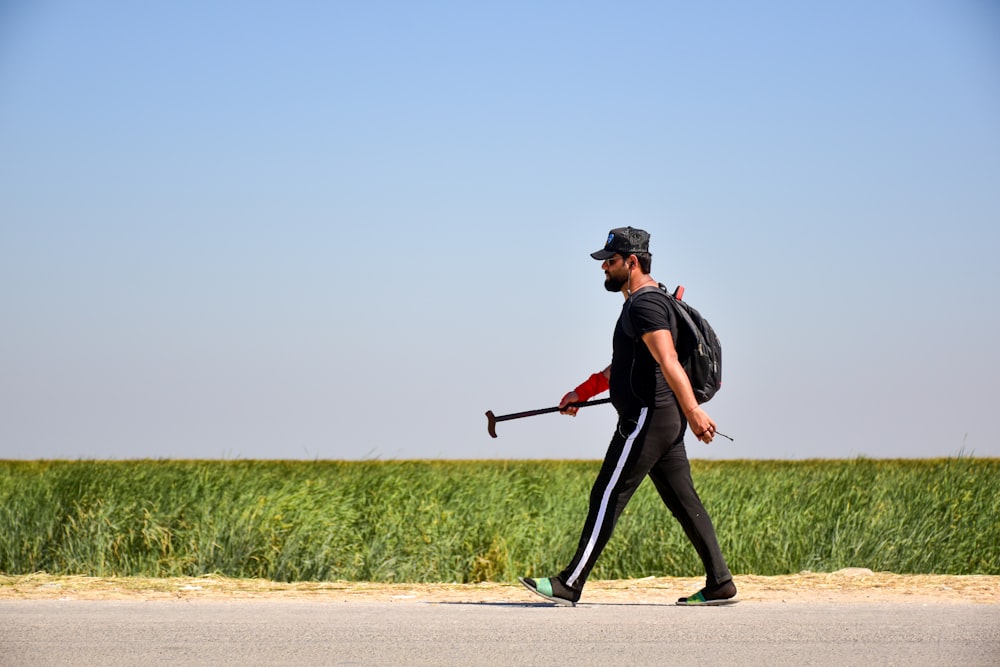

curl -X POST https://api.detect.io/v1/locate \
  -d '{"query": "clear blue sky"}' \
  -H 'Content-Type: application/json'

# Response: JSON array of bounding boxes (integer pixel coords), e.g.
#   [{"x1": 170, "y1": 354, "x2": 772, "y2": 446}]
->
[{"x1": 2, "y1": 1, "x2": 998, "y2": 460}]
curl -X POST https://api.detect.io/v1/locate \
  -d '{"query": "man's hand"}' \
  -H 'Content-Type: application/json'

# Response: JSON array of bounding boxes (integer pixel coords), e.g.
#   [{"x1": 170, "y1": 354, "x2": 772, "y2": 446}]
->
[
  {"x1": 562, "y1": 368, "x2": 610, "y2": 416},
  {"x1": 686, "y1": 406, "x2": 717, "y2": 444},
  {"x1": 559, "y1": 391, "x2": 581, "y2": 416},
  {"x1": 638, "y1": 330, "x2": 718, "y2": 444}
]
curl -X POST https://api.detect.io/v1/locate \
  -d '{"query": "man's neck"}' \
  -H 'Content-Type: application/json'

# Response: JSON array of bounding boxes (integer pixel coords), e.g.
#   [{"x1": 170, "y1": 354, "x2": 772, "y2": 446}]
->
[{"x1": 623, "y1": 273, "x2": 656, "y2": 297}]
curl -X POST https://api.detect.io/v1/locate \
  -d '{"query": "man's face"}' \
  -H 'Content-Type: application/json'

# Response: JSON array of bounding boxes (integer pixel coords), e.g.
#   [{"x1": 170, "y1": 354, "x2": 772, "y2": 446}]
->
[{"x1": 602, "y1": 254, "x2": 629, "y2": 292}]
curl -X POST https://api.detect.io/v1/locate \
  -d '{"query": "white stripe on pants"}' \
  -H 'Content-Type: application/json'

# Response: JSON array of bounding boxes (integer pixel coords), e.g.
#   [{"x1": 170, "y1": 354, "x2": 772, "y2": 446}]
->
[{"x1": 565, "y1": 407, "x2": 648, "y2": 587}]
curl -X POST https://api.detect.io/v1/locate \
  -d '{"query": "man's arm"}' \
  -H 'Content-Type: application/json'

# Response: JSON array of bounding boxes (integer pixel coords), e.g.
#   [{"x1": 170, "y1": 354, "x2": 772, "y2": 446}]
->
[
  {"x1": 641, "y1": 329, "x2": 717, "y2": 443},
  {"x1": 559, "y1": 365, "x2": 611, "y2": 415}
]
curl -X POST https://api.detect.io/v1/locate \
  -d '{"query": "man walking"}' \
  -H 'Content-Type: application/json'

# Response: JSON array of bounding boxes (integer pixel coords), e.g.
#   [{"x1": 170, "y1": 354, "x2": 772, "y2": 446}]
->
[{"x1": 519, "y1": 227, "x2": 737, "y2": 606}]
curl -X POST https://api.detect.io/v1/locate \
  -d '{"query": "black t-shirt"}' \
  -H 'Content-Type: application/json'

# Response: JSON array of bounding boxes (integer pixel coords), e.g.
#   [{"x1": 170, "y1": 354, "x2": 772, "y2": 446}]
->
[{"x1": 609, "y1": 286, "x2": 679, "y2": 412}]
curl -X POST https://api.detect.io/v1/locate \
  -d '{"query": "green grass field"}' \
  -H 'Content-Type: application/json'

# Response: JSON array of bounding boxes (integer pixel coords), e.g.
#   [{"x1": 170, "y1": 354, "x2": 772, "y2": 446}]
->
[{"x1": 1, "y1": 458, "x2": 997, "y2": 582}]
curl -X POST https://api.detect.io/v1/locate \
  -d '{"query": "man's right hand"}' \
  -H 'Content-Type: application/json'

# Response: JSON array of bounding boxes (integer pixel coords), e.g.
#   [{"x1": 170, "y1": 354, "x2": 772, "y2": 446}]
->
[
  {"x1": 562, "y1": 369, "x2": 610, "y2": 416},
  {"x1": 559, "y1": 391, "x2": 581, "y2": 416}
]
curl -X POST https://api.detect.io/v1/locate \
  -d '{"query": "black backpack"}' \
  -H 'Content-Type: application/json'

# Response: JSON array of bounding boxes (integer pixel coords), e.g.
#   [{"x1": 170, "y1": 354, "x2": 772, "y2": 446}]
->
[{"x1": 623, "y1": 283, "x2": 722, "y2": 404}]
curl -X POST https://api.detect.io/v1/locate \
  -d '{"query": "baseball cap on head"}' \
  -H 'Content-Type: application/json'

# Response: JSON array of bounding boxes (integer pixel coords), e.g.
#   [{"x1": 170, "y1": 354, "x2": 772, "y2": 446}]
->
[{"x1": 590, "y1": 227, "x2": 650, "y2": 260}]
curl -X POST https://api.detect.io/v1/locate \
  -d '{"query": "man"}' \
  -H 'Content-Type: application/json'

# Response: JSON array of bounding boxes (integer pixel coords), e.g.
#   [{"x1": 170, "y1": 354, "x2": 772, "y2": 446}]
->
[{"x1": 519, "y1": 226, "x2": 737, "y2": 607}]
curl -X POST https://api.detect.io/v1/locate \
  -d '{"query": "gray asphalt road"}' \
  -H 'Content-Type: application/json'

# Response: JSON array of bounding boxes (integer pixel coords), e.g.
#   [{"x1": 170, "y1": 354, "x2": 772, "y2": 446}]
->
[{"x1": 2, "y1": 599, "x2": 998, "y2": 666}]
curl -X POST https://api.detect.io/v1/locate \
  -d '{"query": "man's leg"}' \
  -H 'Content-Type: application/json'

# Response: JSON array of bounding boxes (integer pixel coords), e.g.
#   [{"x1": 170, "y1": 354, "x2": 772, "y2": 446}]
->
[
  {"x1": 555, "y1": 408, "x2": 652, "y2": 594},
  {"x1": 648, "y1": 440, "x2": 735, "y2": 599}
]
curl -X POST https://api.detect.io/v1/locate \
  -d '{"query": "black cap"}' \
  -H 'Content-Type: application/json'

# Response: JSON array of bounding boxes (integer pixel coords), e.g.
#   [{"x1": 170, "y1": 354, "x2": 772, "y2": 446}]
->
[{"x1": 590, "y1": 227, "x2": 650, "y2": 260}]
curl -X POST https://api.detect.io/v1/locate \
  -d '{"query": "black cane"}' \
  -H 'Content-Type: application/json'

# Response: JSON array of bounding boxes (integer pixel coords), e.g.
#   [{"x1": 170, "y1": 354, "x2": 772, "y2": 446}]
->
[{"x1": 485, "y1": 398, "x2": 612, "y2": 438}]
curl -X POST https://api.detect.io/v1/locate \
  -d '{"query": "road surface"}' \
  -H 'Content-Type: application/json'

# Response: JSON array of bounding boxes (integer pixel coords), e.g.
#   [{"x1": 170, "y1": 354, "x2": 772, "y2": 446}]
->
[{"x1": 2, "y1": 598, "x2": 999, "y2": 666}]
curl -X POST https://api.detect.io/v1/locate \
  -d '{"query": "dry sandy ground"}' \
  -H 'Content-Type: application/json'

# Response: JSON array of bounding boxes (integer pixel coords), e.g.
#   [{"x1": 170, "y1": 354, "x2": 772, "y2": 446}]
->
[{"x1": 2, "y1": 570, "x2": 998, "y2": 605}]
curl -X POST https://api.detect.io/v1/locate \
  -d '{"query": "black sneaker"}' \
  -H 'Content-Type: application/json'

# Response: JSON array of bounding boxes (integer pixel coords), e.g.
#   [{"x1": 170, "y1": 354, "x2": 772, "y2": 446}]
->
[
  {"x1": 518, "y1": 576, "x2": 580, "y2": 607},
  {"x1": 676, "y1": 579, "x2": 738, "y2": 606}
]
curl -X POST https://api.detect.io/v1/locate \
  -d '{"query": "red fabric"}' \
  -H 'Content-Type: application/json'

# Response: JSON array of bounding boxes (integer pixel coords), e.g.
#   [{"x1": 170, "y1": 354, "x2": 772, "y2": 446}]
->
[{"x1": 574, "y1": 372, "x2": 609, "y2": 401}]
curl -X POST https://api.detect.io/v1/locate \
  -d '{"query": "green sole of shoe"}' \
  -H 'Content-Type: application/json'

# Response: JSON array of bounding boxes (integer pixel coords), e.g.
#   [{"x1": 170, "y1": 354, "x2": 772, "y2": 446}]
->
[{"x1": 518, "y1": 577, "x2": 577, "y2": 607}]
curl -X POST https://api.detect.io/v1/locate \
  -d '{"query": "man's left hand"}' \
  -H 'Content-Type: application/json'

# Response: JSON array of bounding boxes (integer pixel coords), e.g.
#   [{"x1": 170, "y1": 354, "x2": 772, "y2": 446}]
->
[{"x1": 686, "y1": 406, "x2": 717, "y2": 444}]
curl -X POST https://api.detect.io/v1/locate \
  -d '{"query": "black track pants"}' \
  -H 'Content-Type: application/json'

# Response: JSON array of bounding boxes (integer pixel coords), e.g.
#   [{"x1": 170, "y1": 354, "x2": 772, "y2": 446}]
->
[{"x1": 558, "y1": 405, "x2": 732, "y2": 592}]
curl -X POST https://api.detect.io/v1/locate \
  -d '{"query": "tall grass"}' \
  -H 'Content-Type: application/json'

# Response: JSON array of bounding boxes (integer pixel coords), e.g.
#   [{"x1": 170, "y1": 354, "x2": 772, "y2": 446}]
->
[{"x1": 1, "y1": 458, "x2": 997, "y2": 582}]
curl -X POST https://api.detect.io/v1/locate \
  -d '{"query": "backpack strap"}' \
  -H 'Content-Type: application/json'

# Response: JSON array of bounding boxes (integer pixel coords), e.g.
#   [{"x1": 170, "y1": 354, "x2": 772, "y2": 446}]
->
[{"x1": 621, "y1": 284, "x2": 668, "y2": 340}]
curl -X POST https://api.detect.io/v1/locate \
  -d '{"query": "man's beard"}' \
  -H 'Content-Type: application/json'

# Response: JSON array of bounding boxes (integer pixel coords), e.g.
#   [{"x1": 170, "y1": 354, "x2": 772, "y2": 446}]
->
[{"x1": 604, "y1": 275, "x2": 627, "y2": 292}]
